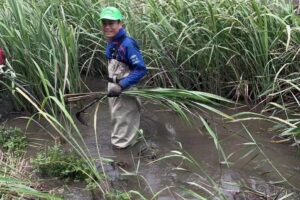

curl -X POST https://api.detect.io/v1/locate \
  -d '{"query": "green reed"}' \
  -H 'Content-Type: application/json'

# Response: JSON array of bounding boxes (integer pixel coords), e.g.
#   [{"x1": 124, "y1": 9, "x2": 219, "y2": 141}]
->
[
  {"x1": 1, "y1": 0, "x2": 300, "y2": 198},
  {"x1": 1, "y1": 0, "x2": 300, "y2": 108}
]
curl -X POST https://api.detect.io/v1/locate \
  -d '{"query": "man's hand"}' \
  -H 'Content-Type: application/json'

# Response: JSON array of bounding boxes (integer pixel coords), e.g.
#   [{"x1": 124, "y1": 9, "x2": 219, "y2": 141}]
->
[{"x1": 107, "y1": 84, "x2": 122, "y2": 97}]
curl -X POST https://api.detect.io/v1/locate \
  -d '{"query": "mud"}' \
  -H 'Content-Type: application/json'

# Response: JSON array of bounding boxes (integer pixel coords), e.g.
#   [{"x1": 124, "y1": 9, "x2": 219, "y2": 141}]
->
[{"x1": 2, "y1": 77, "x2": 300, "y2": 199}]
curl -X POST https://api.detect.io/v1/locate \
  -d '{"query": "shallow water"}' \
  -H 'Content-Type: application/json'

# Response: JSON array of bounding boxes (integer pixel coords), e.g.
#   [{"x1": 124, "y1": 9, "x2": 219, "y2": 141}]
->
[{"x1": 3, "y1": 78, "x2": 300, "y2": 199}]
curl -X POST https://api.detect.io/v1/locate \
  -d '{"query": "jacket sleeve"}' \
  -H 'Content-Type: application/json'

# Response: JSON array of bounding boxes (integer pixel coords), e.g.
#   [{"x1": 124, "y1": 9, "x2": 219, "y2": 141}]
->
[{"x1": 118, "y1": 40, "x2": 147, "y2": 90}]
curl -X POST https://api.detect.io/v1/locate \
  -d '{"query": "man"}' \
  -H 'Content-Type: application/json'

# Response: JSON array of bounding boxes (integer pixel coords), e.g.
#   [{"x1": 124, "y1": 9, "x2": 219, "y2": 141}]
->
[
  {"x1": 100, "y1": 7, "x2": 147, "y2": 149},
  {"x1": 0, "y1": 48, "x2": 6, "y2": 73}
]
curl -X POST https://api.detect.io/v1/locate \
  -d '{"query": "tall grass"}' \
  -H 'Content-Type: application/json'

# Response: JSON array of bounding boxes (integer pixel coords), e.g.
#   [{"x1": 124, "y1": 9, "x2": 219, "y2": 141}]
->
[
  {"x1": 0, "y1": 0, "x2": 84, "y2": 110},
  {"x1": 138, "y1": 0, "x2": 300, "y2": 99},
  {"x1": 0, "y1": 151, "x2": 61, "y2": 199},
  {"x1": 1, "y1": 0, "x2": 300, "y2": 108},
  {"x1": 1, "y1": 0, "x2": 300, "y2": 198}
]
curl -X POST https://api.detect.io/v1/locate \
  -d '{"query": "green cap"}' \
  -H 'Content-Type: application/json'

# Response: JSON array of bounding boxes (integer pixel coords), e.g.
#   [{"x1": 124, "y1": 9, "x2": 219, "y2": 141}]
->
[{"x1": 100, "y1": 7, "x2": 123, "y2": 21}]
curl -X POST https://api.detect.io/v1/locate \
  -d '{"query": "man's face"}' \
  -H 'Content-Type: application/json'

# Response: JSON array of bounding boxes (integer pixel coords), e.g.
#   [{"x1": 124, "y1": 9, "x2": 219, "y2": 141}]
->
[{"x1": 101, "y1": 19, "x2": 123, "y2": 39}]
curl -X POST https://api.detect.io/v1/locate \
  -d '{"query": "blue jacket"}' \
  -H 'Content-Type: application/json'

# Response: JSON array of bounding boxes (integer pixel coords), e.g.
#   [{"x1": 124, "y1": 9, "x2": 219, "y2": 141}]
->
[{"x1": 105, "y1": 28, "x2": 147, "y2": 90}]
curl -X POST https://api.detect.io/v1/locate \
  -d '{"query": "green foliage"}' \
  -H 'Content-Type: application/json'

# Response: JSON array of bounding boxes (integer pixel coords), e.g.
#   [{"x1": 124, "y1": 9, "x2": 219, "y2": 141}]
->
[
  {"x1": 0, "y1": 126, "x2": 27, "y2": 155},
  {"x1": 105, "y1": 189, "x2": 131, "y2": 200},
  {"x1": 0, "y1": 0, "x2": 299, "y2": 196},
  {"x1": 0, "y1": 0, "x2": 86, "y2": 112},
  {"x1": 32, "y1": 145, "x2": 103, "y2": 183},
  {"x1": 0, "y1": 177, "x2": 62, "y2": 200},
  {"x1": 1, "y1": 0, "x2": 300, "y2": 109}
]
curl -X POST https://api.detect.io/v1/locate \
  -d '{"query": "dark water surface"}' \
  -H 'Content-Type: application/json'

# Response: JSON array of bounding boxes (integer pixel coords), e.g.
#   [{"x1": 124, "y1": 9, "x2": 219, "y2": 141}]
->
[{"x1": 4, "y1": 78, "x2": 300, "y2": 199}]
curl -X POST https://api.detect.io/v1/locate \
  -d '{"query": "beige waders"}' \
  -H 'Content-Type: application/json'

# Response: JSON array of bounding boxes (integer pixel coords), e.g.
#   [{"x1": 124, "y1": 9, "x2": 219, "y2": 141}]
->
[{"x1": 107, "y1": 59, "x2": 140, "y2": 148}]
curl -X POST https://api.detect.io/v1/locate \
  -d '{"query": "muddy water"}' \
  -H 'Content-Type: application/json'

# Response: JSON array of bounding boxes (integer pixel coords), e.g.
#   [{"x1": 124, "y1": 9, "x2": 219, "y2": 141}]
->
[
  {"x1": 88, "y1": 103, "x2": 300, "y2": 200},
  {"x1": 4, "y1": 78, "x2": 300, "y2": 199}
]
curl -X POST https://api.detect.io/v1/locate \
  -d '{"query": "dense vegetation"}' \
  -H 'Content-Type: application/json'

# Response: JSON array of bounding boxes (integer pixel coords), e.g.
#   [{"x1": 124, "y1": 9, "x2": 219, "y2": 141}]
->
[
  {"x1": 1, "y1": 0, "x2": 300, "y2": 199},
  {"x1": 0, "y1": 0, "x2": 299, "y2": 102}
]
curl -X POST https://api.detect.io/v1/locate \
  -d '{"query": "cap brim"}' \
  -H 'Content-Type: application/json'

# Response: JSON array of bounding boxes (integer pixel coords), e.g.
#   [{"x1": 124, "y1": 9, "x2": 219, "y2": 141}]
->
[{"x1": 100, "y1": 16, "x2": 122, "y2": 21}]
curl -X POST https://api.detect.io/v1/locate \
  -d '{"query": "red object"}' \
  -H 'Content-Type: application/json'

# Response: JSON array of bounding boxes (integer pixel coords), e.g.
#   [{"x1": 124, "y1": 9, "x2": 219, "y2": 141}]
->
[{"x1": 0, "y1": 48, "x2": 6, "y2": 65}]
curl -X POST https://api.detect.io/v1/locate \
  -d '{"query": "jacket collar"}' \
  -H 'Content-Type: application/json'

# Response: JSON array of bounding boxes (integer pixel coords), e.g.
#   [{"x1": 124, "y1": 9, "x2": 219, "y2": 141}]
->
[{"x1": 110, "y1": 28, "x2": 126, "y2": 43}]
